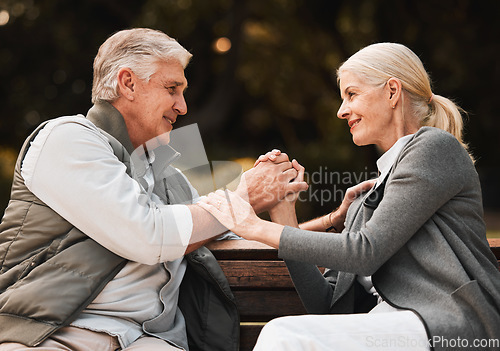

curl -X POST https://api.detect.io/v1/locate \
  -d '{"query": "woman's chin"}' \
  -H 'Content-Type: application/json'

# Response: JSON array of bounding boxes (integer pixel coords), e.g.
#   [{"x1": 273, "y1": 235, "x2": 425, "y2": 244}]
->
[{"x1": 352, "y1": 136, "x2": 368, "y2": 147}]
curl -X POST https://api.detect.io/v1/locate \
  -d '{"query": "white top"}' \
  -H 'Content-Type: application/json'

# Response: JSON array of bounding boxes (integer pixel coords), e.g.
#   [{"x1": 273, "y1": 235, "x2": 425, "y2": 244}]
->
[
  {"x1": 375, "y1": 134, "x2": 415, "y2": 188},
  {"x1": 357, "y1": 134, "x2": 415, "y2": 298},
  {"x1": 21, "y1": 116, "x2": 197, "y2": 348}
]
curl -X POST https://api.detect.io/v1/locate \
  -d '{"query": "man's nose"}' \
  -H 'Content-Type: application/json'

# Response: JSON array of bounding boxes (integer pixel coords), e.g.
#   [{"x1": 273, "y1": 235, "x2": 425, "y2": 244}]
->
[{"x1": 174, "y1": 95, "x2": 187, "y2": 115}]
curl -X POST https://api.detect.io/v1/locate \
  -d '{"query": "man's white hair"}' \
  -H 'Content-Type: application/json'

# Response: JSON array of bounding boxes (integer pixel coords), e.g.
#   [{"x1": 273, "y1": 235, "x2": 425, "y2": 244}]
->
[{"x1": 92, "y1": 28, "x2": 192, "y2": 103}]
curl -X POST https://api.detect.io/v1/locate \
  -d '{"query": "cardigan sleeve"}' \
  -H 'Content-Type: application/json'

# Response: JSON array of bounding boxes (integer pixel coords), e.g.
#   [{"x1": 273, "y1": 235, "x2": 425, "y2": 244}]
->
[
  {"x1": 279, "y1": 128, "x2": 471, "y2": 276},
  {"x1": 283, "y1": 259, "x2": 334, "y2": 313}
]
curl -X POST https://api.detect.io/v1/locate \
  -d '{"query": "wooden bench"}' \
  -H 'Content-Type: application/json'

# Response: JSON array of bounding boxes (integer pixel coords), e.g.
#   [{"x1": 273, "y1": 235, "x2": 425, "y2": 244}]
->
[{"x1": 206, "y1": 238, "x2": 500, "y2": 351}]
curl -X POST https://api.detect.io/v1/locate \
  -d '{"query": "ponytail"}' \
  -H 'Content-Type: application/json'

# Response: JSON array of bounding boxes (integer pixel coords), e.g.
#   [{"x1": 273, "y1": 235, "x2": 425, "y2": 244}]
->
[{"x1": 424, "y1": 94, "x2": 474, "y2": 162}]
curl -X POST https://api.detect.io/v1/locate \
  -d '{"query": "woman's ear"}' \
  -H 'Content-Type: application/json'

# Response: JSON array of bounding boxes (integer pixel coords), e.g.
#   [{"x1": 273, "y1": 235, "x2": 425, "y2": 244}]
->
[
  {"x1": 387, "y1": 77, "x2": 402, "y2": 108},
  {"x1": 116, "y1": 68, "x2": 135, "y2": 101}
]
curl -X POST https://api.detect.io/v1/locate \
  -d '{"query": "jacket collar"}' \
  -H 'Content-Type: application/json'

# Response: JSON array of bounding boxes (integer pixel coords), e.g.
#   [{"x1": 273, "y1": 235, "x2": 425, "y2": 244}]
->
[
  {"x1": 86, "y1": 101, "x2": 136, "y2": 154},
  {"x1": 86, "y1": 101, "x2": 180, "y2": 179}
]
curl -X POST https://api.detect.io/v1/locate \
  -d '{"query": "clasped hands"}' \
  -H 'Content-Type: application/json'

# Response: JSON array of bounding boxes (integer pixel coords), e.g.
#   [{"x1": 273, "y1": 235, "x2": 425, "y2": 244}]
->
[
  {"x1": 197, "y1": 150, "x2": 377, "y2": 236},
  {"x1": 197, "y1": 150, "x2": 307, "y2": 233}
]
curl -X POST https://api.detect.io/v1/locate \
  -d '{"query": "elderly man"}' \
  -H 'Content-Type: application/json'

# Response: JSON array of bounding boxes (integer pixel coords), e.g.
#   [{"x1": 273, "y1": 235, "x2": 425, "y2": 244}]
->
[{"x1": 0, "y1": 28, "x2": 305, "y2": 350}]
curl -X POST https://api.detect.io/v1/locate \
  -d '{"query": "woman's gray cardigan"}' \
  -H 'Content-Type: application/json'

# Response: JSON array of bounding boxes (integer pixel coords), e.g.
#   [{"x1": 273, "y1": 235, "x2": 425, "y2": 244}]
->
[{"x1": 279, "y1": 127, "x2": 500, "y2": 351}]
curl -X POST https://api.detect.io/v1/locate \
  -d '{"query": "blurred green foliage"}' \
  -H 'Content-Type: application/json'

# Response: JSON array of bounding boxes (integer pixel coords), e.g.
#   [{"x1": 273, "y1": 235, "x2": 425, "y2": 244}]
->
[{"x1": 0, "y1": 0, "x2": 499, "y2": 222}]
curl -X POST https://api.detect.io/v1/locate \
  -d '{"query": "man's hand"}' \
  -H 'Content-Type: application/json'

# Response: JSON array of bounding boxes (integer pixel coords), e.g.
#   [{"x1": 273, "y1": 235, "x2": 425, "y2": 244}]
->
[{"x1": 236, "y1": 151, "x2": 308, "y2": 214}]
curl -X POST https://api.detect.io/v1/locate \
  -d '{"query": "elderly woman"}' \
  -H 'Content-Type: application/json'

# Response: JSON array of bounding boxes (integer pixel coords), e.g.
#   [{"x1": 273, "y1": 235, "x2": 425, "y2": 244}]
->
[{"x1": 199, "y1": 43, "x2": 500, "y2": 351}]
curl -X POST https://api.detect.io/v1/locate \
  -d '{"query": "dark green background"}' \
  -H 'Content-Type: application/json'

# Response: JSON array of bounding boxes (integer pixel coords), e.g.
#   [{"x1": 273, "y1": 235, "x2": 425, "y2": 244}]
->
[{"x1": 0, "y1": 0, "x2": 498, "y2": 231}]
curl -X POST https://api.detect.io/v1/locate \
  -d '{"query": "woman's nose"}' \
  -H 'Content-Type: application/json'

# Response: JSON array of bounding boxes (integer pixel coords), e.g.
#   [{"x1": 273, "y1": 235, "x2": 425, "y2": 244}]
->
[{"x1": 337, "y1": 100, "x2": 350, "y2": 119}]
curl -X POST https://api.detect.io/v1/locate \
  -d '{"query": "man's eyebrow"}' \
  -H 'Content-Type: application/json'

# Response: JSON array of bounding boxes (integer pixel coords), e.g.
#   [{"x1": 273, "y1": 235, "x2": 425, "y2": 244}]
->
[
  {"x1": 163, "y1": 80, "x2": 184, "y2": 86},
  {"x1": 163, "y1": 80, "x2": 189, "y2": 92}
]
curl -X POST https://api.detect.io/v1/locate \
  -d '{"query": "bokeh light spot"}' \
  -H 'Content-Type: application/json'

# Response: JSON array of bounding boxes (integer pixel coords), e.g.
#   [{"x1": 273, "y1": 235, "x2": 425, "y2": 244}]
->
[
  {"x1": 213, "y1": 37, "x2": 232, "y2": 54},
  {"x1": 0, "y1": 10, "x2": 10, "y2": 26}
]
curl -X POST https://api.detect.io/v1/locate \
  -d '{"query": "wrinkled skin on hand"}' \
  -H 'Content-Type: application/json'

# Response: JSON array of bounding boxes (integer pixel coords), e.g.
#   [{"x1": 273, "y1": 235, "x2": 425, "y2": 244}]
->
[
  {"x1": 198, "y1": 189, "x2": 259, "y2": 236},
  {"x1": 236, "y1": 152, "x2": 307, "y2": 214}
]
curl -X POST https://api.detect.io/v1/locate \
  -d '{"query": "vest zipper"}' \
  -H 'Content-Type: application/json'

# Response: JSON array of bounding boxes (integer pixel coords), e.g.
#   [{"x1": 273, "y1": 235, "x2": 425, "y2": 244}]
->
[{"x1": 163, "y1": 178, "x2": 170, "y2": 204}]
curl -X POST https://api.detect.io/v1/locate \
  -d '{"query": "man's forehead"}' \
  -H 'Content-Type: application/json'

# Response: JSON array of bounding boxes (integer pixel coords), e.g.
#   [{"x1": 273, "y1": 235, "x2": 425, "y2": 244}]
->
[{"x1": 155, "y1": 61, "x2": 187, "y2": 81}]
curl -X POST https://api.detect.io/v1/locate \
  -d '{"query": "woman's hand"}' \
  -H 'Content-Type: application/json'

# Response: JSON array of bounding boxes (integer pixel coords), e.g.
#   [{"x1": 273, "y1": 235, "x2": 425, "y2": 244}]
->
[
  {"x1": 253, "y1": 149, "x2": 282, "y2": 167},
  {"x1": 338, "y1": 179, "x2": 377, "y2": 216},
  {"x1": 197, "y1": 189, "x2": 261, "y2": 240},
  {"x1": 328, "y1": 178, "x2": 377, "y2": 231},
  {"x1": 299, "y1": 178, "x2": 376, "y2": 232},
  {"x1": 268, "y1": 159, "x2": 307, "y2": 227},
  {"x1": 285, "y1": 159, "x2": 307, "y2": 202}
]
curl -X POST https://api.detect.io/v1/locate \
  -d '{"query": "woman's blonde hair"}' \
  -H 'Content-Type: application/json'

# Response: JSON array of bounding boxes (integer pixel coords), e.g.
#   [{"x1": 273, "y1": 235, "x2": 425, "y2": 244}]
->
[
  {"x1": 337, "y1": 43, "x2": 472, "y2": 159},
  {"x1": 92, "y1": 28, "x2": 192, "y2": 103}
]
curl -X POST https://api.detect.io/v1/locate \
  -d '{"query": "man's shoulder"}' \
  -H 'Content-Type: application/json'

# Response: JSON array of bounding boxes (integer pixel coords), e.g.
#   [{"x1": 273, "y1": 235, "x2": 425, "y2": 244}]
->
[
  {"x1": 25, "y1": 115, "x2": 114, "y2": 166},
  {"x1": 21, "y1": 115, "x2": 115, "y2": 189},
  {"x1": 34, "y1": 115, "x2": 112, "y2": 148},
  {"x1": 40, "y1": 115, "x2": 98, "y2": 133}
]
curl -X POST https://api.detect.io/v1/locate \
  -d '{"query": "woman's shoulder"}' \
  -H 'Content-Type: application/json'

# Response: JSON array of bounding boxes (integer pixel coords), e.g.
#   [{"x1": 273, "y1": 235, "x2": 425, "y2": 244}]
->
[
  {"x1": 406, "y1": 126, "x2": 467, "y2": 159},
  {"x1": 396, "y1": 126, "x2": 473, "y2": 173},
  {"x1": 391, "y1": 127, "x2": 474, "y2": 191},
  {"x1": 413, "y1": 126, "x2": 459, "y2": 145}
]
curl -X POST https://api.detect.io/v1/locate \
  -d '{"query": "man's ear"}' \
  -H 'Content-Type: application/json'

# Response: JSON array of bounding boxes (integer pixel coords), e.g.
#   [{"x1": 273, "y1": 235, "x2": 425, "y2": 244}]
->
[
  {"x1": 387, "y1": 77, "x2": 402, "y2": 108},
  {"x1": 116, "y1": 68, "x2": 135, "y2": 101}
]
